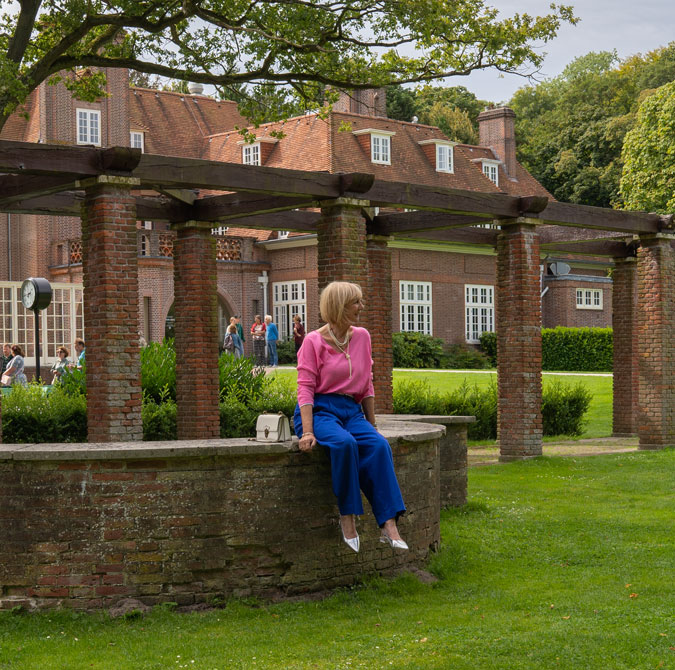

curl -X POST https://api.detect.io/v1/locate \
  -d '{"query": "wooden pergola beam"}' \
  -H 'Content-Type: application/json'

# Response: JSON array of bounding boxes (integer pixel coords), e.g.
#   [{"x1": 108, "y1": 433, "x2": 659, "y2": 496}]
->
[
  {"x1": 226, "y1": 210, "x2": 320, "y2": 232},
  {"x1": 370, "y1": 211, "x2": 487, "y2": 234},
  {"x1": 0, "y1": 174, "x2": 81, "y2": 207},
  {"x1": 390, "y1": 226, "x2": 499, "y2": 246},
  {"x1": 541, "y1": 240, "x2": 634, "y2": 257},
  {"x1": 192, "y1": 192, "x2": 317, "y2": 222}
]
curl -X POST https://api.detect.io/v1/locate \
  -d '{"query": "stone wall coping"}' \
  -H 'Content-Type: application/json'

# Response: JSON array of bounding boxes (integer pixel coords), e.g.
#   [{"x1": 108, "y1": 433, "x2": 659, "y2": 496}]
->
[
  {"x1": 0, "y1": 422, "x2": 444, "y2": 461},
  {"x1": 382, "y1": 414, "x2": 476, "y2": 425}
]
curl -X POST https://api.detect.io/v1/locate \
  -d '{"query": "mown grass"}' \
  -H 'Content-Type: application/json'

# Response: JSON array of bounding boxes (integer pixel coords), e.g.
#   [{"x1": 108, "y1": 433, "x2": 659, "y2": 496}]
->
[
  {"x1": 1, "y1": 450, "x2": 672, "y2": 670},
  {"x1": 276, "y1": 368, "x2": 614, "y2": 440}
]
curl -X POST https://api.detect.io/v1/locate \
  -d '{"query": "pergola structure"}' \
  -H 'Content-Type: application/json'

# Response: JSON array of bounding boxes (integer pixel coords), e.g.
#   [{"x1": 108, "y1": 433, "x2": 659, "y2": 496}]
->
[{"x1": 0, "y1": 139, "x2": 673, "y2": 457}]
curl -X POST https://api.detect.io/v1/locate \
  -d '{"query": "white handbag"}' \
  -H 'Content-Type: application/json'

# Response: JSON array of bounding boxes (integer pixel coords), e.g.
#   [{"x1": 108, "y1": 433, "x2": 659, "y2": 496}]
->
[{"x1": 255, "y1": 412, "x2": 291, "y2": 442}]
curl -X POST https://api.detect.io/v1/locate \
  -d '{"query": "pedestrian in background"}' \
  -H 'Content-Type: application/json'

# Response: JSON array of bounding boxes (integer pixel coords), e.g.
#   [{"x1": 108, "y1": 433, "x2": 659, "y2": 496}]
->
[{"x1": 265, "y1": 314, "x2": 279, "y2": 367}]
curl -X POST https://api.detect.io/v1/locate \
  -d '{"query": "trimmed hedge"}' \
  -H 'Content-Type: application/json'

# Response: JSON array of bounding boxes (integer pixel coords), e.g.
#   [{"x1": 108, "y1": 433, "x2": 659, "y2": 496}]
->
[
  {"x1": 393, "y1": 332, "x2": 490, "y2": 370},
  {"x1": 480, "y1": 327, "x2": 613, "y2": 372},
  {"x1": 393, "y1": 378, "x2": 592, "y2": 439}
]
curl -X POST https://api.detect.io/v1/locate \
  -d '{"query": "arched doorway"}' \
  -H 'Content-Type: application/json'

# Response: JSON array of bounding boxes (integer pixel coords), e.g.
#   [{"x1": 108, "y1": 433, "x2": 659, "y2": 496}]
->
[{"x1": 164, "y1": 298, "x2": 231, "y2": 346}]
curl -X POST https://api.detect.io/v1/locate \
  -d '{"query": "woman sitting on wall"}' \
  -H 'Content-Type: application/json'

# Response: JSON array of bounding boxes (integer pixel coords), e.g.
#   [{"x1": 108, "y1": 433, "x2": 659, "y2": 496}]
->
[{"x1": 294, "y1": 281, "x2": 407, "y2": 553}]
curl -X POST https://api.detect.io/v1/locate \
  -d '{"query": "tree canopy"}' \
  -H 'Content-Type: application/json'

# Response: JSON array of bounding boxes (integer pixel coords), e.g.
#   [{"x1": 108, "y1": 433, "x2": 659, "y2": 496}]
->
[
  {"x1": 0, "y1": 0, "x2": 576, "y2": 132},
  {"x1": 620, "y1": 80, "x2": 675, "y2": 214},
  {"x1": 509, "y1": 43, "x2": 675, "y2": 208}
]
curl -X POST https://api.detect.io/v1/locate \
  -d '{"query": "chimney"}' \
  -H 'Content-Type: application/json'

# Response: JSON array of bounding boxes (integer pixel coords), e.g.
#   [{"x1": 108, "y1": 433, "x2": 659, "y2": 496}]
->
[
  {"x1": 477, "y1": 107, "x2": 517, "y2": 179},
  {"x1": 334, "y1": 88, "x2": 387, "y2": 117},
  {"x1": 188, "y1": 82, "x2": 204, "y2": 95}
]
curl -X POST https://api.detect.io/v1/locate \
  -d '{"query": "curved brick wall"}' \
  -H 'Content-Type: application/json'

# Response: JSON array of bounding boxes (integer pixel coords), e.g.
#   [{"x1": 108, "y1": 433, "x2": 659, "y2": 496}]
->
[{"x1": 0, "y1": 421, "x2": 443, "y2": 610}]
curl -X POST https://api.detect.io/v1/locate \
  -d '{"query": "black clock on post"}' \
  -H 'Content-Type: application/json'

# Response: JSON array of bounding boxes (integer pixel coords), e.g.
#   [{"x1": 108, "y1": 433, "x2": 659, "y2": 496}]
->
[{"x1": 20, "y1": 277, "x2": 52, "y2": 383}]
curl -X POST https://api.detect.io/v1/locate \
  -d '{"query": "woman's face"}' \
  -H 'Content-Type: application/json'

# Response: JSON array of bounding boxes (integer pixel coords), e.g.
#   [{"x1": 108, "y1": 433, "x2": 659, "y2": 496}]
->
[
  {"x1": 344, "y1": 296, "x2": 364, "y2": 324},
  {"x1": 58, "y1": 350, "x2": 66, "y2": 359}
]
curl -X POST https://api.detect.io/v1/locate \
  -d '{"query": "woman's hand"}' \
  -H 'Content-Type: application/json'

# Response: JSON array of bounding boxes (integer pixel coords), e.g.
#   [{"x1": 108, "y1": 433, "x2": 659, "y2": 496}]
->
[{"x1": 298, "y1": 432, "x2": 317, "y2": 452}]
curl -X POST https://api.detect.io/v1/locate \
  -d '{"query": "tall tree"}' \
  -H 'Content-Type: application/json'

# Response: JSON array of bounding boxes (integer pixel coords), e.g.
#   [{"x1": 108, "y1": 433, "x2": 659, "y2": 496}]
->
[
  {"x1": 0, "y1": 1, "x2": 576, "y2": 132},
  {"x1": 510, "y1": 44, "x2": 675, "y2": 208},
  {"x1": 620, "y1": 81, "x2": 675, "y2": 214}
]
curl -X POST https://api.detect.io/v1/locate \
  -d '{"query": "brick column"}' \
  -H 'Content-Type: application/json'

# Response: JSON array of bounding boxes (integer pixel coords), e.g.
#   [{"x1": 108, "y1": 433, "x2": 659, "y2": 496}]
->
[
  {"x1": 81, "y1": 176, "x2": 142, "y2": 442},
  {"x1": 612, "y1": 257, "x2": 639, "y2": 436},
  {"x1": 367, "y1": 234, "x2": 393, "y2": 413},
  {"x1": 317, "y1": 199, "x2": 368, "y2": 291},
  {"x1": 636, "y1": 235, "x2": 675, "y2": 450},
  {"x1": 496, "y1": 220, "x2": 543, "y2": 460},
  {"x1": 173, "y1": 221, "x2": 220, "y2": 440}
]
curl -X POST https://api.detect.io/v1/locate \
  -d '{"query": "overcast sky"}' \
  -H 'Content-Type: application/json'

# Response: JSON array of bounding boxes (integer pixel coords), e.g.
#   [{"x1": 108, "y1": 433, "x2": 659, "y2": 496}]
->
[{"x1": 461, "y1": 0, "x2": 675, "y2": 103}]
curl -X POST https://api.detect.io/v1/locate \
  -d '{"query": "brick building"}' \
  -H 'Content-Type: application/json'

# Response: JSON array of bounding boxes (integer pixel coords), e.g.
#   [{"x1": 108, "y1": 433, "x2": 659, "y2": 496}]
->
[{"x1": 0, "y1": 69, "x2": 613, "y2": 367}]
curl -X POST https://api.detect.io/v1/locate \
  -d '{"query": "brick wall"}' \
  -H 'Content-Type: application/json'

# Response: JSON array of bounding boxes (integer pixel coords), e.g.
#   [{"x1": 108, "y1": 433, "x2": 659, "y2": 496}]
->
[
  {"x1": 542, "y1": 277, "x2": 613, "y2": 328},
  {"x1": 0, "y1": 429, "x2": 441, "y2": 610}
]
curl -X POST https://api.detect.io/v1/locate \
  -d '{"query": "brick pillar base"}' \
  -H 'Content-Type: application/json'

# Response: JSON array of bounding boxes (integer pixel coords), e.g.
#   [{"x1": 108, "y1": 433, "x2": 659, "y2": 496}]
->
[
  {"x1": 637, "y1": 235, "x2": 675, "y2": 450},
  {"x1": 173, "y1": 222, "x2": 220, "y2": 440},
  {"x1": 496, "y1": 221, "x2": 543, "y2": 460},
  {"x1": 367, "y1": 235, "x2": 393, "y2": 413},
  {"x1": 81, "y1": 176, "x2": 142, "y2": 442},
  {"x1": 612, "y1": 257, "x2": 638, "y2": 436}
]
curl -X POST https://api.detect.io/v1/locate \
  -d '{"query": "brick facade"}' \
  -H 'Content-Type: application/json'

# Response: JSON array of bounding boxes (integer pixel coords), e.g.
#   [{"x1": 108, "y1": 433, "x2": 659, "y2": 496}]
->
[
  {"x1": 173, "y1": 223, "x2": 220, "y2": 440},
  {"x1": 496, "y1": 221, "x2": 543, "y2": 459},
  {"x1": 612, "y1": 258, "x2": 639, "y2": 436},
  {"x1": 81, "y1": 177, "x2": 142, "y2": 442},
  {"x1": 636, "y1": 236, "x2": 675, "y2": 449}
]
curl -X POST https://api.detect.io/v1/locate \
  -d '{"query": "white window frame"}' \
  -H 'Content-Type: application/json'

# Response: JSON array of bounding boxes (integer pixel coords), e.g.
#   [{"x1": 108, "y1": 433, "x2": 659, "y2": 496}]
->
[
  {"x1": 370, "y1": 133, "x2": 391, "y2": 165},
  {"x1": 130, "y1": 131, "x2": 144, "y2": 152},
  {"x1": 277, "y1": 231, "x2": 290, "y2": 239},
  {"x1": 242, "y1": 143, "x2": 261, "y2": 166},
  {"x1": 399, "y1": 281, "x2": 432, "y2": 335},
  {"x1": 76, "y1": 108, "x2": 101, "y2": 146},
  {"x1": 465, "y1": 284, "x2": 494, "y2": 344},
  {"x1": 272, "y1": 280, "x2": 306, "y2": 340},
  {"x1": 212, "y1": 226, "x2": 229, "y2": 236},
  {"x1": 482, "y1": 159, "x2": 500, "y2": 186},
  {"x1": 436, "y1": 144, "x2": 454, "y2": 173},
  {"x1": 576, "y1": 288, "x2": 603, "y2": 310}
]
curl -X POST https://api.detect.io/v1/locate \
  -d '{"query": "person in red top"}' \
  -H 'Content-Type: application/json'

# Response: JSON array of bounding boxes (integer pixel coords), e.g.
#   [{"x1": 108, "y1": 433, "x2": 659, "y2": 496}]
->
[
  {"x1": 250, "y1": 315, "x2": 266, "y2": 367},
  {"x1": 293, "y1": 314, "x2": 306, "y2": 358}
]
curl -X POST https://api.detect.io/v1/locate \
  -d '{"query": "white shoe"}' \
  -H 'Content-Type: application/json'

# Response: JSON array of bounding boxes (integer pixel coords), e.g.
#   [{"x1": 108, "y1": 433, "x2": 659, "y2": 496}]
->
[
  {"x1": 380, "y1": 532, "x2": 408, "y2": 551},
  {"x1": 340, "y1": 516, "x2": 359, "y2": 552}
]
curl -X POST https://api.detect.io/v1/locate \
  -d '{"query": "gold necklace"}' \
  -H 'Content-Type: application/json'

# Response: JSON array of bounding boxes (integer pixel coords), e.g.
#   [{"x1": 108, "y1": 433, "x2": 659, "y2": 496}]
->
[{"x1": 328, "y1": 327, "x2": 352, "y2": 379}]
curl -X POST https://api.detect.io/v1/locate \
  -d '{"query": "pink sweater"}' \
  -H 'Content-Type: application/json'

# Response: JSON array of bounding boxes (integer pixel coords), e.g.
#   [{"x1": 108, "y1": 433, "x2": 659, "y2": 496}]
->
[{"x1": 297, "y1": 327, "x2": 375, "y2": 406}]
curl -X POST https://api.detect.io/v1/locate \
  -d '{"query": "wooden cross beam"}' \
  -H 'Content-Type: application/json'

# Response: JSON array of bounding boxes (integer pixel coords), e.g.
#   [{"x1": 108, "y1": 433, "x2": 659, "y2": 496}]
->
[
  {"x1": 390, "y1": 226, "x2": 499, "y2": 246},
  {"x1": 191, "y1": 192, "x2": 318, "y2": 222},
  {"x1": 541, "y1": 240, "x2": 634, "y2": 257},
  {"x1": 369, "y1": 211, "x2": 488, "y2": 235}
]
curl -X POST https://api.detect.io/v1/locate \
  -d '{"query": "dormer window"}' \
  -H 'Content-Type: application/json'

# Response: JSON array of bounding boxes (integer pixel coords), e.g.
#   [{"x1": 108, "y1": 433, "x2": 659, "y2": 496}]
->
[
  {"x1": 352, "y1": 128, "x2": 396, "y2": 165},
  {"x1": 242, "y1": 142, "x2": 260, "y2": 166},
  {"x1": 418, "y1": 139, "x2": 456, "y2": 173},
  {"x1": 481, "y1": 159, "x2": 500, "y2": 186},
  {"x1": 130, "y1": 131, "x2": 144, "y2": 152}
]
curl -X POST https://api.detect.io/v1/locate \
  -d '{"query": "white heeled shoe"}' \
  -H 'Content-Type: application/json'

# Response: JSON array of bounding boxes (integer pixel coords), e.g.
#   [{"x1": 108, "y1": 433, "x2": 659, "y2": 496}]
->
[
  {"x1": 340, "y1": 516, "x2": 360, "y2": 553},
  {"x1": 380, "y1": 531, "x2": 408, "y2": 551}
]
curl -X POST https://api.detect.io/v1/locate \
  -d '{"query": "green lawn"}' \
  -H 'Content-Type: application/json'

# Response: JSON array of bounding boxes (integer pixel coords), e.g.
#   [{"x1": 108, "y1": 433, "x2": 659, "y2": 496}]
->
[
  {"x1": 276, "y1": 368, "x2": 614, "y2": 439},
  {"x1": 1, "y1": 450, "x2": 672, "y2": 669}
]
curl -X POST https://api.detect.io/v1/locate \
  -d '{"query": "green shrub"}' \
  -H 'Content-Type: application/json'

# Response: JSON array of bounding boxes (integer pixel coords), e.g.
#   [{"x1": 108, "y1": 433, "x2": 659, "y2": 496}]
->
[
  {"x1": 479, "y1": 332, "x2": 497, "y2": 366},
  {"x1": 441, "y1": 343, "x2": 492, "y2": 370},
  {"x1": 481, "y1": 328, "x2": 613, "y2": 372},
  {"x1": 392, "y1": 332, "x2": 445, "y2": 368},
  {"x1": 542, "y1": 381, "x2": 592, "y2": 437},
  {"x1": 393, "y1": 378, "x2": 591, "y2": 440},
  {"x1": 141, "y1": 339, "x2": 176, "y2": 402},
  {"x1": 218, "y1": 353, "x2": 269, "y2": 402},
  {"x1": 276, "y1": 339, "x2": 296, "y2": 365},
  {"x1": 2, "y1": 384, "x2": 87, "y2": 443},
  {"x1": 219, "y1": 395, "x2": 258, "y2": 438},
  {"x1": 142, "y1": 394, "x2": 177, "y2": 441}
]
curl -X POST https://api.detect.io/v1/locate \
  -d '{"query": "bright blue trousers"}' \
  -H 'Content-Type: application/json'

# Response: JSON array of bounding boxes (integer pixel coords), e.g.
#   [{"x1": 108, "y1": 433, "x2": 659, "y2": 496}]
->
[{"x1": 294, "y1": 394, "x2": 405, "y2": 527}]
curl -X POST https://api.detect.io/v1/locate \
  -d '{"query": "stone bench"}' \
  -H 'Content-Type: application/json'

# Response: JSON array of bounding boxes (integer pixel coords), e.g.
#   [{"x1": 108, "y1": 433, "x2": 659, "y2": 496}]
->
[{"x1": 0, "y1": 420, "x2": 451, "y2": 611}]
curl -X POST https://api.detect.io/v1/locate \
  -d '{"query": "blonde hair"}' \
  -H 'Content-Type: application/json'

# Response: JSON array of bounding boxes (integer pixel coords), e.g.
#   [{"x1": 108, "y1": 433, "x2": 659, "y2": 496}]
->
[{"x1": 319, "y1": 282, "x2": 363, "y2": 328}]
